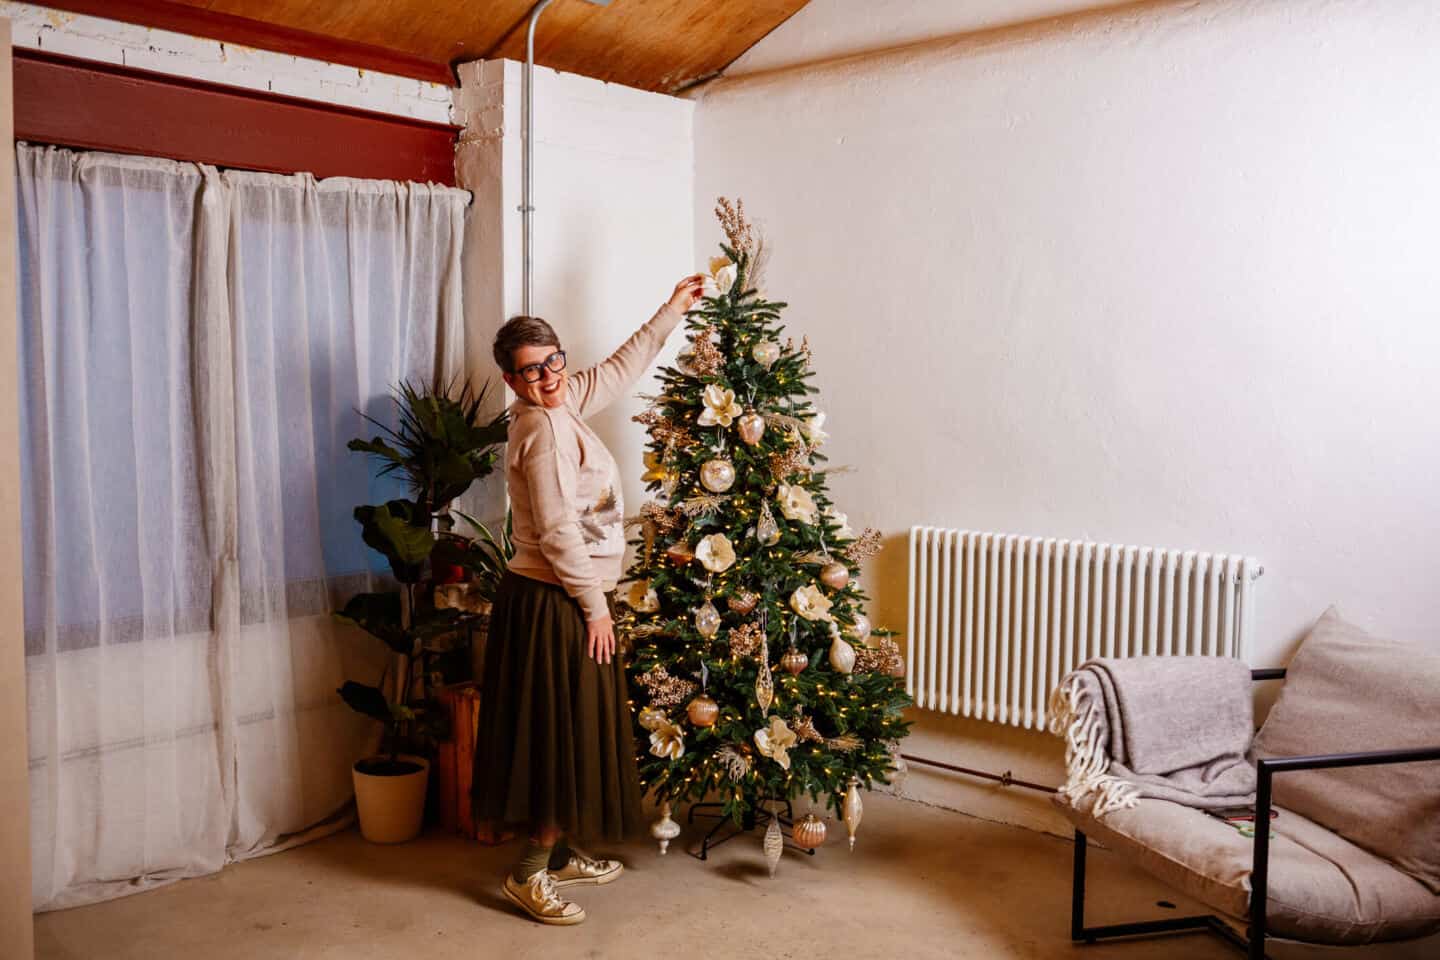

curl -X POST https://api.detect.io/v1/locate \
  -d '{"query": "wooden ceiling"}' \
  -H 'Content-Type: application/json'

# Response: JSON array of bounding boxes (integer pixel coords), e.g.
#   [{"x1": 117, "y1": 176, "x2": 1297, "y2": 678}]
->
[{"x1": 45, "y1": 0, "x2": 809, "y2": 93}]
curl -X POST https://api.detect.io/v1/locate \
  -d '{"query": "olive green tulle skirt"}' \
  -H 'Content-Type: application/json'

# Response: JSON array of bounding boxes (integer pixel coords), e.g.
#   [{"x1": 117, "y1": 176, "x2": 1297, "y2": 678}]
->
[{"x1": 472, "y1": 571, "x2": 643, "y2": 842}]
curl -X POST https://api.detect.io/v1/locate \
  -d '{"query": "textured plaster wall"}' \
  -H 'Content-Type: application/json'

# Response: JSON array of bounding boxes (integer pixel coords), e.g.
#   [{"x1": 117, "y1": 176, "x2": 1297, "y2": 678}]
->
[{"x1": 695, "y1": 0, "x2": 1440, "y2": 833}]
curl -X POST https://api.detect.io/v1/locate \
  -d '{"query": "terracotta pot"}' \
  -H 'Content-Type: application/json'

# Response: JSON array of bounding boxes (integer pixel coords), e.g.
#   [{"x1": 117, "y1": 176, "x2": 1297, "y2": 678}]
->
[{"x1": 353, "y1": 753, "x2": 430, "y2": 844}]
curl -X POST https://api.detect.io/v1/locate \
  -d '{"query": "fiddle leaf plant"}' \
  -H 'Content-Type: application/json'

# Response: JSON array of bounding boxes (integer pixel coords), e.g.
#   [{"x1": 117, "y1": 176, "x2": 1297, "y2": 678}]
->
[{"x1": 335, "y1": 376, "x2": 507, "y2": 762}]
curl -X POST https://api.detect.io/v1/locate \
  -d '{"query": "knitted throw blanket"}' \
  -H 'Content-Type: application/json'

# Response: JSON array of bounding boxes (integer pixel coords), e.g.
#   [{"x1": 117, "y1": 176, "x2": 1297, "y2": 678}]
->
[{"x1": 1047, "y1": 657, "x2": 1257, "y2": 817}]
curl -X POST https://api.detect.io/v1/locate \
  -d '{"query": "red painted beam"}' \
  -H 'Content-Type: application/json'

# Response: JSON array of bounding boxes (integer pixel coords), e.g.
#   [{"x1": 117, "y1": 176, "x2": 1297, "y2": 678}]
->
[
  {"x1": 36, "y1": 0, "x2": 455, "y2": 86},
  {"x1": 14, "y1": 49, "x2": 460, "y2": 186}
]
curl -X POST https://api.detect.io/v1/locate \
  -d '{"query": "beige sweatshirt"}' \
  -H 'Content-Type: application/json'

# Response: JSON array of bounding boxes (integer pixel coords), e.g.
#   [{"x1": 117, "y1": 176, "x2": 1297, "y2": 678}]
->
[{"x1": 505, "y1": 303, "x2": 682, "y2": 621}]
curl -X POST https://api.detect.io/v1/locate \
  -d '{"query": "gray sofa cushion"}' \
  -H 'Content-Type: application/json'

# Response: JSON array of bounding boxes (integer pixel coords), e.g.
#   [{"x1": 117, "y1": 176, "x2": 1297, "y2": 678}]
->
[
  {"x1": 1057, "y1": 794, "x2": 1440, "y2": 945},
  {"x1": 1253, "y1": 607, "x2": 1440, "y2": 893}
]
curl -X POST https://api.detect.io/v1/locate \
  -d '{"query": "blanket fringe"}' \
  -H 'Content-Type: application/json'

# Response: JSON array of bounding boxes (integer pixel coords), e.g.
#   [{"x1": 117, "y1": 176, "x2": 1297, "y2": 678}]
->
[{"x1": 1047, "y1": 675, "x2": 1139, "y2": 817}]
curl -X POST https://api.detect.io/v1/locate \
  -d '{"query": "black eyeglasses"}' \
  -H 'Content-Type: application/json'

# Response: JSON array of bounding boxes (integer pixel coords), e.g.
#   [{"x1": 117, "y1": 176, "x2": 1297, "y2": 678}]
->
[{"x1": 515, "y1": 350, "x2": 566, "y2": 383}]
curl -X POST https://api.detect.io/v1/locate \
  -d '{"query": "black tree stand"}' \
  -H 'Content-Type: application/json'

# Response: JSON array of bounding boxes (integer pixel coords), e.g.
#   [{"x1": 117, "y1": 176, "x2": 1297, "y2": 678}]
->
[{"x1": 685, "y1": 798, "x2": 819, "y2": 862}]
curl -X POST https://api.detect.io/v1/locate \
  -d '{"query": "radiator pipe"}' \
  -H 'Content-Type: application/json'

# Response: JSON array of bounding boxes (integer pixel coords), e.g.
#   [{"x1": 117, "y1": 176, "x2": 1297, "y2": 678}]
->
[{"x1": 900, "y1": 753, "x2": 1057, "y2": 795}]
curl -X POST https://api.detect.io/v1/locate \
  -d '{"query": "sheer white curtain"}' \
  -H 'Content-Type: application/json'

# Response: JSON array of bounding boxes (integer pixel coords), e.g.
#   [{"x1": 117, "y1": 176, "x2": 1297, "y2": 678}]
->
[{"x1": 17, "y1": 144, "x2": 469, "y2": 909}]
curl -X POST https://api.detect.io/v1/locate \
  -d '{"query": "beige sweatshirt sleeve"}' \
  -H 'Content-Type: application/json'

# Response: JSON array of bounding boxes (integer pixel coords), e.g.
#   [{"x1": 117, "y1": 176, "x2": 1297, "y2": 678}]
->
[
  {"x1": 567, "y1": 303, "x2": 683, "y2": 417},
  {"x1": 516, "y1": 414, "x2": 610, "y2": 622}
]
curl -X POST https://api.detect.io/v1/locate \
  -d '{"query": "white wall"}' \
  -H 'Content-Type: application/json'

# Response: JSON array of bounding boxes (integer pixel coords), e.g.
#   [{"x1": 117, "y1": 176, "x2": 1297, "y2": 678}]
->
[
  {"x1": 0, "y1": 2, "x2": 451, "y2": 122},
  {"x1": 455, "y1": 60, "x2": 695, "y2": 528},
  {"x1": 694, "y1": 0, "x2": 1440, "y2": 832}
]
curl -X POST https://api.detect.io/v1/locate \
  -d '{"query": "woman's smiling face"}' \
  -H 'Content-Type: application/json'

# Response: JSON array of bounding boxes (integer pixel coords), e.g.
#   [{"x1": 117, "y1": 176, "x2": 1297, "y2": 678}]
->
[{"x1": 505, "y1": 342, "x2": 568, "y2": 408}]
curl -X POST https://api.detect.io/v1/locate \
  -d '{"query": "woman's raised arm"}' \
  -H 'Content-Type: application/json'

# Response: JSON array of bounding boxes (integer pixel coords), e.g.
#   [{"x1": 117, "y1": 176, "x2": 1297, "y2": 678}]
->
[{"x1": 566, "y1": 275, "x2": 704, "y2": 417}]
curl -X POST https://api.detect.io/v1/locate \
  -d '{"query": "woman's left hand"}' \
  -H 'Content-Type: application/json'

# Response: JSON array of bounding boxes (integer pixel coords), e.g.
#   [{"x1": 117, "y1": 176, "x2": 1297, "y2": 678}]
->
[{"x1": 667, "y1": 274, "x2": 706, "y2": 314}]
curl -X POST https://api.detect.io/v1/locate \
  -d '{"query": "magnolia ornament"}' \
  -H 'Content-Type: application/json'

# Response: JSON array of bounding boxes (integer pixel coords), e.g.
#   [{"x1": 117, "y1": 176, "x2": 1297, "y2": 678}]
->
[
  {"x1": 737, "y1": 409, "x2": 766, "y2": 446},
  {"x1": 706, "y1": 255, "x2": 737, "y2": 298},
  {"x1": 652, "y1": 802, "x2": 681, "y2": 856},
  {"x1": 803, "y1": 411, "x2": 829, "y2": 447},
  {"x1": 763, "y1": 816, "x2": 784, "y2": 878},
  {"x1": 687, "y1": 693, "x2": 719, "y2": 728},
  {"x1": 755, "y1": 501, "x2": 781, "y2": 546},
  {"x1": 846, "y1": 613, "x2": 872, "y2": 643},
  {"x1": 665, "y1": 541, "x2": 695, "y2": 566},
  {"x1": 700, "y1": 458, "x2": 736, "y2": 493},
  {"x1": 792, "y1": 814, "x2": 828, "y2": 851},
  {"x1": 828, "y1": 630, "x2": 857, "y2": 675},
  {"x1": 625, "y1": 580, "x2": 660, "y2": 612},
  {"x1": 753, "y1": 715, "x2": 798, "y2": 770},
  {"x1": 791, "y1": 583, "x2": 833, "y2": 622},
  {"x1": 695, "y1": 533, "x2": 736, "y2": 573},
  {"x1": 694, "y1": 599, "x2": 721, "y2": 639},
  {"x1": 780, "y1": 647, "x2": 809, "y2": 676},
  {"x1": 641, "y1": 450, "x2": 671, "y2": 484},
  {"x1": 727, "y1": 590, "x2": 758, "y2": 614},
  {"x1": 776, "y1": 483, "x2": 818, "y2": 525},
  {"x1": 648, "y1": 716, "x2": 686, "y2": 760},
  {"x1": 697, "y1": 384, "x2": 743, "y2": 428},
  {"x1": 819, "y1": 561, "x2": 850, "y2": 590},
  {"x1": 843, "y1": 780, "x2": 864, "y2": 851},
  {"x1": 638, "y1": 706, "x2": 667, "y2": 731},
  {"x1": 752, "y1": 340, "x2": 781, "y2": 368}
]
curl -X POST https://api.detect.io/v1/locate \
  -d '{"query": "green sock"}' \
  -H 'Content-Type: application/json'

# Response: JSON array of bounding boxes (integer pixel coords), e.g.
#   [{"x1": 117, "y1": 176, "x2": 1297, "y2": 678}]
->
[
  {"x1": 511, "y1": 841, "x2": 553, "y2": 883},
  {"x1": 547, "y1": 839, "x2": 572, "y2": 871}
]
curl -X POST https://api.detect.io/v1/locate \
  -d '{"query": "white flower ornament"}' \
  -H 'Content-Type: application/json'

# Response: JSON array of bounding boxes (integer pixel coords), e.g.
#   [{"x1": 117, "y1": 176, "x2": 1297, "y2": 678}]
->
[
  {"x1": 625, "y1": 580, "x2": 660, "y2": 612},
  {"x1": 696, "y1": 533, "x2": 737, "y2": 573},
  {"x1": 791, "y1": 583, "x2": 834, "y2": 622},
  {"x1": 648, "y1": 717, "x2": 686, "y2": 760},
  {"x1": 753, "y1": 715, "x2": 798, "y2": 770},
  {"x1": 697, "y1": 384, "x2": 743, "y2": 428},
  {"x1": 704, "y1": 255, "x2": 737, "y2": 297},
  {"x1": 776, "y1": 483, "x2": 818, "y2": 525},
  {"x1": 803, "y1": 412, "x2": 829, "y2": 447}
]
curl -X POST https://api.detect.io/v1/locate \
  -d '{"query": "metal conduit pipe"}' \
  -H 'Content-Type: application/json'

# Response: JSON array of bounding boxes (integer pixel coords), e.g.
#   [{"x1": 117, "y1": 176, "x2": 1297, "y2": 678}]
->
[{"x1": 521, "y1": 0, "x2": 611, "y2": 317}]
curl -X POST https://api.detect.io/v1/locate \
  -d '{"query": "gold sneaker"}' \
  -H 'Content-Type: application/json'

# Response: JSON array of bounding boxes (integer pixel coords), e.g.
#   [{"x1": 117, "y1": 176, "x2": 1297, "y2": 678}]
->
[
  {"x1": 501, "y1": 870, "x2": 586, "y2": 925},
  {"x1": 550, "y1": 849, "x2": 624, "y2": 888}
]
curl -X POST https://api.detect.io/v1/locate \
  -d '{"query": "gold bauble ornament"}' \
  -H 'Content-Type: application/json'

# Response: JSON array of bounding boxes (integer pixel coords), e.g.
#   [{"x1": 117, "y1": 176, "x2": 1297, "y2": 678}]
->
[
  {"x1": 700, "y1": 458, "x2": 736, "y2": 493},
  {"x1": 846, "y1": 613, "x2": 872, "y2": 643},
  {"x1": 727, "y1": 590, "x2": 758, "y2": 614},
  {"x1": 737, "y1": 409, "x2": 766, "y2": 446},
  {"x1": 819, "y1": 561, "x2": 850, "y2": 590},
  {"x1": 694, "y1": 599, "x2": 721, "y2": 639},
  {"x1": 780, "y1": 647, "x2": 809, "y2": 676},
  {"x1": 843, "y1": 780, "x2": 864, "y2": 851},
  {"x1": 792, "y1": 813, "x2": 827, "y2": 850},
  {"x1": 752, "y1": 340, "x2": 781, "y2": 368},
  {"x1": 666, "y1": 541, "x2": 695, "y2": 565},
  {"x1": 686, "y1": 693, "x2": 719, "y2": 728}
]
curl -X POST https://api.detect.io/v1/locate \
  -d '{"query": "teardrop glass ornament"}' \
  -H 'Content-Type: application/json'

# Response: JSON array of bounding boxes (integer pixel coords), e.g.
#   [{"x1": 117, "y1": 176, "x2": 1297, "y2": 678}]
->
[
  {"x1": 756, "y1": 501, "x2": 781, "y2": 546},
  {"x1": 695, "y1": 599, "x2": 721, "y2": 638}
]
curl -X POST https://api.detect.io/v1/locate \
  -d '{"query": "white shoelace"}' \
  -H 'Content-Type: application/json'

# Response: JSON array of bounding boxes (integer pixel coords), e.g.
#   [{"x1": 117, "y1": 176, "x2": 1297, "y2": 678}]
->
[{"x1": 530, "y1": 871, "x2": 567, "y2": 910}]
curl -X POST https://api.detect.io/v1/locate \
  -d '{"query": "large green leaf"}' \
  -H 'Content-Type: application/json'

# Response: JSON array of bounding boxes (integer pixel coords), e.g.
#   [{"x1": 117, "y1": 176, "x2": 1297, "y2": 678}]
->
[
  {"x1": 337, "y1": 681, "x2": 392, "y2": 723},
  {"x1": 333, "y1": 591, "x2": 410, "y2": 653},
  {"x1": 355, "y1": 500, "x2": 433, "y2": 581}
]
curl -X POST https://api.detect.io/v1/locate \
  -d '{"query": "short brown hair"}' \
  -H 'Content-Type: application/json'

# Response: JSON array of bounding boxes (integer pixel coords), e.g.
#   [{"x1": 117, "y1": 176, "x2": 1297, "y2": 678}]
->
[{"x1": 493, "y1": 315, "x2": 561, "y2": 372}]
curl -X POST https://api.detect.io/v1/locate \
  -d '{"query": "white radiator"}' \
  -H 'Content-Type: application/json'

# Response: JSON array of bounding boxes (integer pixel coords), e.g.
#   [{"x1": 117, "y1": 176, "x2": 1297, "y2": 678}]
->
[{"x1": 906, "y1": 527, "x2": 1263, "y2": 730}]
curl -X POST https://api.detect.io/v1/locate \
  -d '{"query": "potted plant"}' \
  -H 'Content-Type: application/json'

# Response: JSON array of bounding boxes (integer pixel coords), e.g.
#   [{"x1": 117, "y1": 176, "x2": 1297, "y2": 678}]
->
[{"x1": 336, "y1": 378, "x2": 507, "y2": 843}]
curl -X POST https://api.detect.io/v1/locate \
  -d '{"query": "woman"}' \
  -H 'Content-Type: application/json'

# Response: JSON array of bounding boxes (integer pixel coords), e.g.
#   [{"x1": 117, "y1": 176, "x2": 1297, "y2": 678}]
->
[{"x1": 476, "y1": 274, "x2": 705, "y2": 925}]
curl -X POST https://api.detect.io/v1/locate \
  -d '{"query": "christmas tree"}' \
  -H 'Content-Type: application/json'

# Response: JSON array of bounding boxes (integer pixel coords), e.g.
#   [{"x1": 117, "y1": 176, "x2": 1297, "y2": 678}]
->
[{"x1": 621, "y1": 199, "x2": 911, "y2": 858}]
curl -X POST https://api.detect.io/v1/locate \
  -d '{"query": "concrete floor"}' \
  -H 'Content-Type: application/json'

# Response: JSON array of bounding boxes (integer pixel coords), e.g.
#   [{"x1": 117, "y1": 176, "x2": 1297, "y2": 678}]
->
[{"x1": 34, "y1": 795, "x2": 1438, "y2": 960}]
